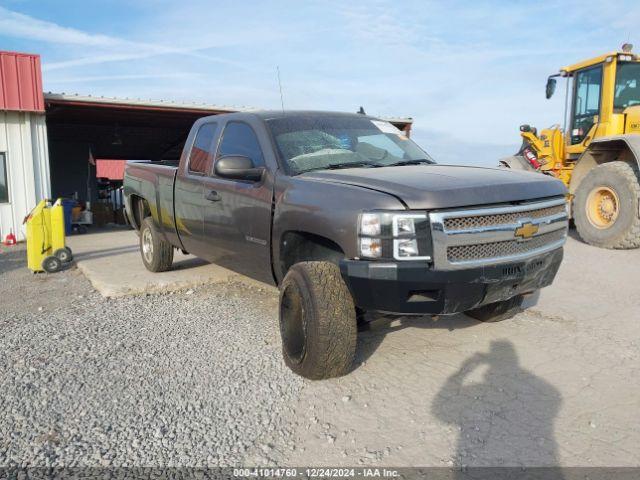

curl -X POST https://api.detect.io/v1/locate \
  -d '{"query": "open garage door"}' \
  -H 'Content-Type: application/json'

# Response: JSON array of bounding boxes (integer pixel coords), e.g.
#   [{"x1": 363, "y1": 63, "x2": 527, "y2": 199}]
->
[{"x1": 44, "y1": 94, "x2": 238, "y2": 206}]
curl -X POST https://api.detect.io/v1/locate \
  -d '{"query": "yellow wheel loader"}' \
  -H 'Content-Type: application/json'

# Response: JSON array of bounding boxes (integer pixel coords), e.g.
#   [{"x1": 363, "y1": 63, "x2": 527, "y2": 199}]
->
[{"x1": 501, "y1": 44, "x2": 640, "y2": 249}]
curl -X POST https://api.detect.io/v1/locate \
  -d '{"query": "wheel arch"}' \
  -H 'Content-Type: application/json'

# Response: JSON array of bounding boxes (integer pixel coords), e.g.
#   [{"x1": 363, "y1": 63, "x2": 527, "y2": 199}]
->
[
  {"x1": 276, "y1": 230, "x2": 346, "y2": 285},
  {"x1": 570, "y1": 136, "x2": 640, "y2": 195},
  {"x1": 128, "y1": 194, "x2": 151, "y2": 231}
]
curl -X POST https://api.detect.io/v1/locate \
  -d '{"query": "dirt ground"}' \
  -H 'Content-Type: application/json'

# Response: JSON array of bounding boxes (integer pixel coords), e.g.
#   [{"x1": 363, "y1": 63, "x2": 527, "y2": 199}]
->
[{"x1": 1, "y1": 233, "x2": 639, "y2": 467}]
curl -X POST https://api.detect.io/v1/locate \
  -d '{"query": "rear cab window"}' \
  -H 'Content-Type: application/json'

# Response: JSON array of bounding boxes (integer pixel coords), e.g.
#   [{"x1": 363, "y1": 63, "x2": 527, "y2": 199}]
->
[{"x1": 189, "y1": 123, "x2": 217, "y2": 174}]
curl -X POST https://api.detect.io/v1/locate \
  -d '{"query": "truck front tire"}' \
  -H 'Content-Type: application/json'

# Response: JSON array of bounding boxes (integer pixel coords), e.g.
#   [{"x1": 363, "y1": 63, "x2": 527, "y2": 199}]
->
[
  {"x1": 573, "y1": 161, "x2": 640, "y2": 249},
  {"x1": 465, "y1": 294, "x2": 524, "y2": 322},
  {"x1": 140, "y1": 217, "x2": 174, "y2": 272},
  {"x1": 279, "y1": 261, "x2": 357, "y2": 380}
]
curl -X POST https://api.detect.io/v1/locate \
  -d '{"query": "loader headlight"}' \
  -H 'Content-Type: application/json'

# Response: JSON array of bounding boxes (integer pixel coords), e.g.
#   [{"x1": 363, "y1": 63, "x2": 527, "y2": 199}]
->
[{"x1": 358, "y1": 212, "x2": 431, "y2": 260}]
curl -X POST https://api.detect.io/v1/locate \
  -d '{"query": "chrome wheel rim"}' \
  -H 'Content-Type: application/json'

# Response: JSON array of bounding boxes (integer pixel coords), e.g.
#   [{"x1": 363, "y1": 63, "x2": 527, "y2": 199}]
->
[{"x1": 142, "y1": 228, "x2": 154, "y2": 263}]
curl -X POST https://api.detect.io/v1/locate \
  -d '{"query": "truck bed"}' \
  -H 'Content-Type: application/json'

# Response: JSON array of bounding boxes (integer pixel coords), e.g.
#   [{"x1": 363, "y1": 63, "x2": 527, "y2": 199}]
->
[{"x1": 124, "y1": 160, "x2": 179, "y2": 244}]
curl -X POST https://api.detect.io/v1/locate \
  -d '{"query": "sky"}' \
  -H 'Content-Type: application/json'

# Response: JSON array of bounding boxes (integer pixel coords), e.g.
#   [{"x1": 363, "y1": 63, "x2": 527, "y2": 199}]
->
[{"x1": 1, "y1": 0, "x2": 639, "y2": 165}]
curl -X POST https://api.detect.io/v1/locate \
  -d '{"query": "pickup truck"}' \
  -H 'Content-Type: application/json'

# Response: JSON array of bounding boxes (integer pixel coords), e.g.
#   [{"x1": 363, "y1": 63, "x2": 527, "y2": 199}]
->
[{"x1": 124, "y1": 111, "x2": 568, "y2": 379}]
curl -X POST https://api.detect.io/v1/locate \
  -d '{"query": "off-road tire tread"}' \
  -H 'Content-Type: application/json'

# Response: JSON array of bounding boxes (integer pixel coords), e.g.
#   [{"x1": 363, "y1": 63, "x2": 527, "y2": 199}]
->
[
  {"x1": 574, "y1": 161, "x2": 640, "y2": 249},
  {"x1": 280, "y1": 261, "x2": 356, "y2": 380},
  {"x1": 465, "y1": 294, "x2": 525, "y2": 323},
  {"x1": 140, "y1": 217, "x2": 174, "y2": 272}
]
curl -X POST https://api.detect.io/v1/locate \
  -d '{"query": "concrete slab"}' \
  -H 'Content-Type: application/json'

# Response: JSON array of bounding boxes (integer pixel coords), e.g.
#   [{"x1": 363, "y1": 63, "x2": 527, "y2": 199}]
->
[{"x1": 66, "y1": 227, "x2": 276, "y2": 297}]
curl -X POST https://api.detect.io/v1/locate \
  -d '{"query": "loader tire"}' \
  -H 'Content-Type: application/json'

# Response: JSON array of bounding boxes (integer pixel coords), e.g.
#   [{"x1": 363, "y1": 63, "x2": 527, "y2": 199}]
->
[
  {"x1": 140, "y1": 217, "x2": 174, "y2": 272},
  {"x1": 465, "y1": 295, "x2": 524, "y2": 322},
  {"x1": 279, "y1": 261, "x2": 357, "y2": 380},
  {"x1": 573, "y1": 161, "x2": 640, "y2": 249}
]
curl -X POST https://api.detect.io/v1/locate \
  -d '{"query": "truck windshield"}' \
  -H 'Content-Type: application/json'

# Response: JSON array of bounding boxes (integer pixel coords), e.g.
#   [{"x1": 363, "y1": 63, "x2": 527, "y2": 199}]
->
[
  {"x1": 614, "y1": 62, "x2": 640, "y2": 111},
  {"x1": 265, "y1": 115, "x2": 433, "y2": 174}
]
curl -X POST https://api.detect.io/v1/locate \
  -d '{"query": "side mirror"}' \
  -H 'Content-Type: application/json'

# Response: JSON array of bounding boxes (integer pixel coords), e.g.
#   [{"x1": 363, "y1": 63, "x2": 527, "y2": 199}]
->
[
  {"x1": 215, "y1": 155, "x2": 264, "y2": 181},
  {"x1": 545, "y1": 77, "x2": 557, "y2": 99}
]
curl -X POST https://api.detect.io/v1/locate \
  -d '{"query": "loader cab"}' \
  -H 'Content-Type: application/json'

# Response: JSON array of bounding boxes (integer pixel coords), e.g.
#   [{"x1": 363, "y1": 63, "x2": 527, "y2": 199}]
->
[{"x1": 548, "y1": 46, "x2": 640, "y2": 153}]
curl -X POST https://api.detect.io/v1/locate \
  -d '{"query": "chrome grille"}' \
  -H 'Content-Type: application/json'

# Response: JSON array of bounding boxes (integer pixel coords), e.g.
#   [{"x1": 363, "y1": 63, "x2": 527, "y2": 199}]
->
[
  {"x1": 444, "y1": 204, "x2": 566, "y2": 231},
  {"x1": 429, "y1": 197, "x2": 568, "y2": 270},
  {"x1": 447, "y1": 229, "x2": 566, "y2": 263}
]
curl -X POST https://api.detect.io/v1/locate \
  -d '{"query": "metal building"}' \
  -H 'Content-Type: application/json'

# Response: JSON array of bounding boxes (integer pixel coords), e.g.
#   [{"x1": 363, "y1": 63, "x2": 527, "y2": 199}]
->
[
  {"x1": 0, "y1": 51, "x2": 50, "y2": 242},
  {"x1": 0, "y1": 50, "x2": 413, "y2": 242}
]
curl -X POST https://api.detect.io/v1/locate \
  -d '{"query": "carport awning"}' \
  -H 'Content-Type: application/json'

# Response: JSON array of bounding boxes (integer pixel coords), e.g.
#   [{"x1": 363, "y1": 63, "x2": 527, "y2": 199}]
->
[{"x1": 43, "y1": 93, "x2": 414, "y2": 162}]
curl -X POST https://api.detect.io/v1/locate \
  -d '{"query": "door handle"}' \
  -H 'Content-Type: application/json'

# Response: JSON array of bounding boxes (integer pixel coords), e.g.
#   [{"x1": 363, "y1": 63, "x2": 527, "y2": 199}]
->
[{"x1": 206, "y1": 190, "x2": 221, "y2": 202}]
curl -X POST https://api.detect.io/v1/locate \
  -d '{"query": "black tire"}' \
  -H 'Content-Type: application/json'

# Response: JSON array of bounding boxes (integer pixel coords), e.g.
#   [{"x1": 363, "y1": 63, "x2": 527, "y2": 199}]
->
[
  {"x1": 573, "y1": 161, "x2": 640, "y2": 249},
  {"x1": 279, "y1": 261, "x2": 357, "y2": 380},
  {"x1": 139, "y1": 216, "x2": 174, "y2": 272},
  {"x1": 465, "y1": 295, "x2": 524, "y2": 322},
  {"x1": 54, "y1": 247, "x2": 73, "y2": 263},
  {"x1": 41, "y1": 255, "x2": 62, "y2": 273}
]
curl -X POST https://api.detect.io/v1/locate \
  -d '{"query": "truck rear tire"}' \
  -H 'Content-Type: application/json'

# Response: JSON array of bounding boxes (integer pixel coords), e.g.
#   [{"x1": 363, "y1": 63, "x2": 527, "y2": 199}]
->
[
  {"x1": 573, "y1": 161, "x2": 640, "y2": 249},
  {"x1": 279, "y1": 261, "x2": 357, "y2": 380},
  {"x1": 140, "y1": 217, "x2": 174, "y2": 272},
  {"x1": 465, "y1": 295, "x2": 524, "y2": 322}
]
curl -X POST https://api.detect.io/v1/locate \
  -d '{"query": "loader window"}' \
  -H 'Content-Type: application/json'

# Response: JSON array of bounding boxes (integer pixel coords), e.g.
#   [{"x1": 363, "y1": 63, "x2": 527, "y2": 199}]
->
[
  {"x1": 0, "y1": 153, "x2": 8, "y2": 203},
  {"x1": 614, "y1": 63, "x2": 640, "y2": 111},
  {"x1": 571, "y1": 65, "x2": 602, "y2": 144}
]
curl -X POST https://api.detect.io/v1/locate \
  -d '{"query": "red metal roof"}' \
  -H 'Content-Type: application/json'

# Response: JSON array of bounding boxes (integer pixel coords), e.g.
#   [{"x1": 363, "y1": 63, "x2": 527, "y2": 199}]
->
[
  {"x1": 96, "y1": 159, "x2": 127, "y2": 180},
  {"x1": 0, "y1": 51, "x2": 44, "y2": 113}
]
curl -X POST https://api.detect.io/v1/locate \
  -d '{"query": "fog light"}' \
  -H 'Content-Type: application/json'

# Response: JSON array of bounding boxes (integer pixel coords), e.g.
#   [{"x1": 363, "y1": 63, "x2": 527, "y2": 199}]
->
[
  {"x1": 360, "y1": 237, "x2": 382, "y2": 258},
  {"x1": 395, "y1": 238, "x2": 419, "y2": 258}
]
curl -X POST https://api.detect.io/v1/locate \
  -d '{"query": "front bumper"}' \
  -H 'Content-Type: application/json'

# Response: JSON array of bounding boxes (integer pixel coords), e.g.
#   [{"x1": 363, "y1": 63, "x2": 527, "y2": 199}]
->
[{"x1": 339, "y1": 248, "x2": 563, "y2": 315}]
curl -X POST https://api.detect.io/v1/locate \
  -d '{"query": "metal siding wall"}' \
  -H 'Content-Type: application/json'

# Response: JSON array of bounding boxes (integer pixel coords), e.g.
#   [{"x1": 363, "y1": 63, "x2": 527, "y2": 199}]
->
[
  {"x1": 30, "y1": 114, "x2": 51, "y2": 201},
  {"x1": 0, "y1": 111, "x2": 49, "y2": 241},
  {"x1": 0, "y1": 51, "x2": 45, "y2": 112}
]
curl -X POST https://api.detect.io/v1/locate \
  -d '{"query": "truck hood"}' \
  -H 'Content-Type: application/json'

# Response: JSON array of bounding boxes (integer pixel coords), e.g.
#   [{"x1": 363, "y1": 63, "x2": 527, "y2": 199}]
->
[{"x1": 300, "y1": 164, "x2": 567, "y2": 209}]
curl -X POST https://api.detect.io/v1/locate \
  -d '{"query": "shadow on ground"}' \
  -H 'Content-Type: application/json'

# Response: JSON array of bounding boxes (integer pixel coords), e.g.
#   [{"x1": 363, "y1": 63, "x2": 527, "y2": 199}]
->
[
  {"x1": 432, "y1": 339, "x2": 562, "y2": 468},
  {"x1": 0, "y1": 246, "x2": 26, "y2": 275},
  {"x1": 354, "y1": 312, "x2": 478, "y2": 367}
]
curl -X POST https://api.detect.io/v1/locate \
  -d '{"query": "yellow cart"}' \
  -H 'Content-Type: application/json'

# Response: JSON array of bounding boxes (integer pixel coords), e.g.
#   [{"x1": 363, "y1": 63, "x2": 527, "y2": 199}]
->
[{"x1": 25, "y1": 199, "x2": 73, "y2": 273}]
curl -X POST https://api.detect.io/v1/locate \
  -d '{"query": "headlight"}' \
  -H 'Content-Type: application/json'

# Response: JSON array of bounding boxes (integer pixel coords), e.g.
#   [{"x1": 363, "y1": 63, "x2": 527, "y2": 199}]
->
[
  {"x1": 360, "y1": 213, "x2": 381, "y2": 236},
  {"x1": 395, "y1": 238, "x2": 419, "y2": 258},
  {"x1": 358, "y1": 211, "x2": 431, "y2": 261},
  {"x1": 359, "y1": 237, "x2": 382, "y2": 258}
]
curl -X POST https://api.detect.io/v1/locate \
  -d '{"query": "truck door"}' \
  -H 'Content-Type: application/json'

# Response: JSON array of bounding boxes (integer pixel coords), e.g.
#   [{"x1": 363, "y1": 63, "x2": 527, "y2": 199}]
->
[
  {"x1": 174, "y1": 121, "x2": 218, "y2": 255},
  {"x1": 200, "y1": 120, "x2": 274, "y2": 285}
]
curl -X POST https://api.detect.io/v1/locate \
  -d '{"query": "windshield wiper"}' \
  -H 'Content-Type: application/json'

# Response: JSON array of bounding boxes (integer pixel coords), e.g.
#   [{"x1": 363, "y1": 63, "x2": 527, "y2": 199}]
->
[
  {"x1": 325, "y1": 161, "x2": 381, "y2": 170},
  {"x1": 384, "y1": 159, "x2": 434, "y2": 167}
]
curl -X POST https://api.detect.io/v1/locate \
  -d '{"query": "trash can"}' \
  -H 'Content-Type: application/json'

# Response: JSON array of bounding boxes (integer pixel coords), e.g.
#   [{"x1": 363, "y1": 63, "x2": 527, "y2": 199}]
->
[{"x1": 61, "y1": 199, "x2": 76, "y2": 235}]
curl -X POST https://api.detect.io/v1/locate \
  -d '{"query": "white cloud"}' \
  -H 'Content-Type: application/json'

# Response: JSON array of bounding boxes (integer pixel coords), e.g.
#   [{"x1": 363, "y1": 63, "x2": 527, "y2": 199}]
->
[{"x1": 0, "y1": 6, "x2": 118, "y2": 46}]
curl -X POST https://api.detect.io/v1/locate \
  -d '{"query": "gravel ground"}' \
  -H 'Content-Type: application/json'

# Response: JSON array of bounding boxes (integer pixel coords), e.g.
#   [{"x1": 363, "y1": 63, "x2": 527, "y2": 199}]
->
[
  {"x1": 0, "y1": 245, "x2": 303, "y2": 467},
  {"x1": 2, "y1": 238, "x2": 639, "y2": 468}
]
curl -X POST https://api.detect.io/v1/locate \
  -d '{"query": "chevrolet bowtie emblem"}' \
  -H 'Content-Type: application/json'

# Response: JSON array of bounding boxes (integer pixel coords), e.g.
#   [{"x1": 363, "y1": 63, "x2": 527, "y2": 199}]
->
[{"x1": 515, "y1": 222, "x2": 539, "y2": 240}]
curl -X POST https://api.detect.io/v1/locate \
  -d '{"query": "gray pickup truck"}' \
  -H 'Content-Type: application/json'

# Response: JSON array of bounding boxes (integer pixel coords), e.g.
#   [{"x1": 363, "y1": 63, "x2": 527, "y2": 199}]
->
[{"x1": 124, "y1": 111, "x2": 568, "y2": 379}]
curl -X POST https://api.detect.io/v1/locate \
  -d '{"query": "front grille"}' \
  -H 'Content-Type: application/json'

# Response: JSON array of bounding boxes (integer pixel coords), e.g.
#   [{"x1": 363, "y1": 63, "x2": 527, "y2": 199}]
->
[
  {"x1": 447, "y1": 229, "x2": 566, "y2": 263},
  {"x1": 443, "y1": 204, "x2": 565, "y2": 231}
]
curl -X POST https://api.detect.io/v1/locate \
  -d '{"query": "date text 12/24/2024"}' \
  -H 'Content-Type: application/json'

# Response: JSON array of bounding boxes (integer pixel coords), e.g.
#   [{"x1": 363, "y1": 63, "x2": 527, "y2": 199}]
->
[{"x1": 233, "y1": 468, "x2": 400, "y2": 478}]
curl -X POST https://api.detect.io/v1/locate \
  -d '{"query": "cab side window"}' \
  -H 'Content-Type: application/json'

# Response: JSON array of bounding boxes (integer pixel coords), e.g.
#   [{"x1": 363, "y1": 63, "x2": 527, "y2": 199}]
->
[
  {"x1": 189, "y1": 123, "x2": 217, "y2": 174},
  {"x1": 571, "y1": 66, "x2": 602, "y2": 144},
  {"x1": 217, "y1": 122, "x2": 265, "y2": 167}
]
